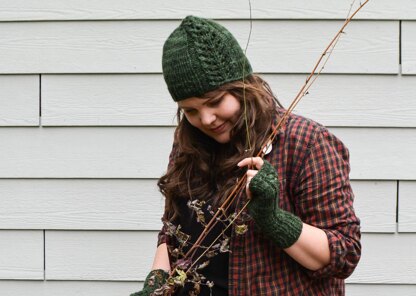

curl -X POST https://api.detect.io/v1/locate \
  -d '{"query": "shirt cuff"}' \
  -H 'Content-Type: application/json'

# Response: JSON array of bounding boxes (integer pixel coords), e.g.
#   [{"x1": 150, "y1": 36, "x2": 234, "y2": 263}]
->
[{"x1": 305, "y1": 229, "x2": 360, "y2": 279}]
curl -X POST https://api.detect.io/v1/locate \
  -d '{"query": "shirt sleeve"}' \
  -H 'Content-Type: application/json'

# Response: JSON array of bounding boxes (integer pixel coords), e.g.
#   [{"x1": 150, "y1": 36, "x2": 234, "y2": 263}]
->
[{"x1": 294, "y1": 126, "x2": 361, "y2": 279}]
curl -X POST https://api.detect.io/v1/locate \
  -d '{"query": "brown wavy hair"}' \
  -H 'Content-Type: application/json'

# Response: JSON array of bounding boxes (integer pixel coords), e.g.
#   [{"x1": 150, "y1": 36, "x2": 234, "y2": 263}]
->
[{"x1": 158, "y1": 74, "x2": 283, "y2": 221}]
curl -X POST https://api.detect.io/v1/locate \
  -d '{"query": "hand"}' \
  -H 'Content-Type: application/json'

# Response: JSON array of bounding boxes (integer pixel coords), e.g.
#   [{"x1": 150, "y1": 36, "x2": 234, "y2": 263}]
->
[
  {"x1": 130, "y1": 269, "x2": 169, "y2": 296},
  {"x1": 237, "y1": 156, "x2": 264, "y2": 199},
  {"x1": 238, "y1": 158, "x2": 303, "y2": 249}
]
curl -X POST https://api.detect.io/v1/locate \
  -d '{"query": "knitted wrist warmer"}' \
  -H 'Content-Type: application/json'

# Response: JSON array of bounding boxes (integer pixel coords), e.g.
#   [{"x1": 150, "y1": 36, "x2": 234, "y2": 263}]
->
[
  {"x1": 130, "y1": 269, "x2": 169, "y2": 296},
  {"x1": 248, "y1": 160, "x2": 303, "y2": 249}
]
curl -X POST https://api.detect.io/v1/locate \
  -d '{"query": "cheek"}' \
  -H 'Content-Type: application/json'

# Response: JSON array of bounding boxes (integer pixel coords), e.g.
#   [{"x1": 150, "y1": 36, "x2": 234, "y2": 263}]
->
[
  {"x1": 225, "y1": 101, "x2": 241, "y2": 119},
  {"x1": 185, "y1": 115, "x2": 200, "y2": 128}
]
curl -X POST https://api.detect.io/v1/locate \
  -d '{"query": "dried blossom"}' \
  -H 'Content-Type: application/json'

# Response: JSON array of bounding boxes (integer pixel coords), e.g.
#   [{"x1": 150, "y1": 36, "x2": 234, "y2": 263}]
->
[
  {"x1": 190, "y1": 282, "x2": 201, "y2": 295},
  {"x1": 170, "y1": 247, "x2": 185, "y2": 258},
  {"x1": 205, "y1": 249, "x2": 218, "y2": 258},
  {"x1": 227, "y1": 212, "x2": 237, "y2": 223},
  {"x1": 164, "y1": 220, "x2": 190, "y2": 246},
  {"x1": 235, "y1": 224, "x2": 248, "y2": 235},
  {"x1": 220, "y1": 237, "x2": 230, "y2": 253},
  {"x1": 197, "y1": 260, "x2": 210, "y2": 270},
  {"x1": 187, "y1": 199, "x2": 207, "y2": 225},
  {"x1": 168, "y1": 268, "x2": 187, "y2": 287},
  {"x1": 151, "y1": 284, "x2": 172, "y2": 296},
  {"x1": 175, "y1": 226, "x2": 190, "y2": 245},
  {"x1": 175, "y1": 258, "x2": 192, "y2": 270},
  {"x1": 148, "y1": 275, "x2": 156, "y2": 287},
  {"x1": 207, "y1": 205, "x2": 215, "y2": 215}
]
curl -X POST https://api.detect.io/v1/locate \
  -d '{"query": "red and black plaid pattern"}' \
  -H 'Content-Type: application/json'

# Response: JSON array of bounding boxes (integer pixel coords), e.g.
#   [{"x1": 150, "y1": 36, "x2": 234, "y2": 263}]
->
[{"x1": 159, "y1": 110, "x2": 361, "y2": 295}]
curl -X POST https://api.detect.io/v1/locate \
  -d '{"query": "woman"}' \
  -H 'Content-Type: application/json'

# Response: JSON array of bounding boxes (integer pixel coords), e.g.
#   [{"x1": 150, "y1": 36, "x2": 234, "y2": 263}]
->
[{"x1": 131, "y1": 15, "x2": 361, "y2": 295}]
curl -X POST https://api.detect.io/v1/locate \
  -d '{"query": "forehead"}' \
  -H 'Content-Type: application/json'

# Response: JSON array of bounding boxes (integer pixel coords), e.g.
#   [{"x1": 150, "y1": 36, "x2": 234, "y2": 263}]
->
[
  {"x1": 178, "y1": 91, "x2": 227, "y2": 108},
  {"x1": 177, "y1": 97, "x2": 209, "y2": 108}
]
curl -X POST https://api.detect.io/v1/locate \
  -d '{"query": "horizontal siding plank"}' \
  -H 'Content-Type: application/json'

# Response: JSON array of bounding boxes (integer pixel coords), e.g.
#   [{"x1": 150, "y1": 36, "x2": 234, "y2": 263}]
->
[
  {"x1": 1, "y1": 282, "x2": 416, "y2": 296},
  {"x1": 347, "y1": 233, "x2": 416, "y2": 284},
  {"x1": 42, "y1": 74, "x2": 177, "y2": 126},
  {"x1": 45, "y1": 231, "x2": 157, "y2": 280},
  {"x1": 0, "y1": 179, "x2": 164, "y2": 230},
  {"x1": 0, "y1": 127, "x2": 415, "y2": 180},
  {"x1": 402, "y1": 21, "x2": 416, "y2": 74},
  {"x1": 0, "y1": 75, "x2": 39, "y2": 126},
  {"x1": 346, "y1": 284, "x2": 416, "y2": 296},
  {"x1": 0, "y1": 280, "x2": 416, "y2": 296},
  {"x1": 42, "y1": 74, "x2": 416, "y2": 127},
  {"x1": 270, "y1": 74, "x2": 416, "y2": 127},
  {"x1": 1, "y1": 282, "x2": 416, "y2": 295},
  {"x1": 0, "y1": 21, "x2": 397, "y2": 74},
  {"x1": 0, "y1": 230, "x2": 44, "y2": 280},
  {"x1": 398, "y1": 181, "x2": 416, "y2": 232},
  {"x1": 331, "y1": 127, "x2": 416, "y2": 180},
  {"x1": 352, "y1": 181, "x2": 396, "y2": 233},
  {"x1": 0, "y1": 280, "x2": 143, "y2": 296},
  {"x1": 0, "y1": 127, "x2": 173, "y2": 178},
  {"x1": 0, "y1": 0, "x2": 414, "y2": 21},
  {"x1": 45, "y1": 232, "x2": 416, "y2": 283},
  {"x1": 0, "y1": 179, "x2": 386, "y2": 232}
]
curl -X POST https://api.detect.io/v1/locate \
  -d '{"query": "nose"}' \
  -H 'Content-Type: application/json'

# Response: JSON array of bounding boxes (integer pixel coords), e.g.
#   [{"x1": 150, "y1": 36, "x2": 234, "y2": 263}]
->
[{"x1": 200, "y1": 110, "x2": 216, "y2": 126}]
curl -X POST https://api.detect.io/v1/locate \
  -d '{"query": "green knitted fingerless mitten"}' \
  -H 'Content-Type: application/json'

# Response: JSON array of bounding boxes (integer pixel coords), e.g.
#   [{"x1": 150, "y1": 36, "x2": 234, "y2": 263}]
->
[
  {"x1": 248, "y1": 160, "x2": 303, "y2": 249},
  {"x1": 130, "y1": 269, "x2": 169, "y2": 296}
]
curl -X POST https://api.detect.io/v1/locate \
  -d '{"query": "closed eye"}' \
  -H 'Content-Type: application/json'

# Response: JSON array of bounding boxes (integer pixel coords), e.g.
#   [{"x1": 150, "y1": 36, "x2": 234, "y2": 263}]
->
[
  {"x1": 182, "y1": 108, "x2": 197, "y2": 115},
  {"x1": 206, "y1": 96, "x2": 223, "y2": 107}
]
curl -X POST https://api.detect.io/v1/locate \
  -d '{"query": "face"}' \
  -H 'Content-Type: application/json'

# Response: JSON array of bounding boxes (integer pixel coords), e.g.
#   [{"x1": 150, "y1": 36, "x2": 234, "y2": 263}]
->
[{"x1": 178, "y1": 92, "x2": 241, "y2": 144}]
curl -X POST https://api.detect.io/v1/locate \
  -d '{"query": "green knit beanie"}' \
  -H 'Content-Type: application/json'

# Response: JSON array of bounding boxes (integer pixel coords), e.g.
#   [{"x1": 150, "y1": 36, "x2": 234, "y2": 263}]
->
[{"x1": 162, "y1": 15, "x2": 253, "y2": 101}]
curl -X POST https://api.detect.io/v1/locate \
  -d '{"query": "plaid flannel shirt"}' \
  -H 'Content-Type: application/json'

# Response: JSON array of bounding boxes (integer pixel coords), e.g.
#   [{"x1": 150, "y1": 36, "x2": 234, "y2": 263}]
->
[{"x1": 158, "y1": 110, "x2": 361, "y2": 295}]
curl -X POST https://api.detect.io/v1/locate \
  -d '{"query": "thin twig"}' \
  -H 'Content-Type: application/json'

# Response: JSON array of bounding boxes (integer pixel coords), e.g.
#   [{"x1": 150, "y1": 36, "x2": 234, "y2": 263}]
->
[
  {"x1": 242, "y1": 0, "x2": 253, "y2": 151},
  {"x1": 259, "y1": 0, "x2": 369, "y2": 154},
  {"x1": 186, "y1": 200, "x2": 251, "y2": 273}
]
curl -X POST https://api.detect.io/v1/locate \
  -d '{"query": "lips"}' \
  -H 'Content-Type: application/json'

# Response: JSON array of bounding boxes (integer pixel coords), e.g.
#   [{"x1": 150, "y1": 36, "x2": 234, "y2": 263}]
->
[{"x1": 211, "y1": 122, "x2": 227, "y2": 134}]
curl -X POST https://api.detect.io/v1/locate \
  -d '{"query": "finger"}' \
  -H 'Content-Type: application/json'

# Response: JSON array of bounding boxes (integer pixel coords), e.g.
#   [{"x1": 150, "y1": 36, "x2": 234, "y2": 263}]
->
[
  {"x1": 246, "y1": 169, "x2": 258, "y2": 178},
  {"x1": 237, "y1": 157, "x2": 264, "y2": 170},
  {"x1": 245, "y1": 170, "x2": 258, "y2": 200},
  {"x1": 246, "y1": 178, "x2": 253, "y2": 199}
]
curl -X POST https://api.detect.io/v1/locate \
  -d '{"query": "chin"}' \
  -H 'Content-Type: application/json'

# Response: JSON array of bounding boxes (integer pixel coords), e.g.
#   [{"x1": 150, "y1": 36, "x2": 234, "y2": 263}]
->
[{"x1": 213, "y1": 135, "x2": 231, "y2": 144}]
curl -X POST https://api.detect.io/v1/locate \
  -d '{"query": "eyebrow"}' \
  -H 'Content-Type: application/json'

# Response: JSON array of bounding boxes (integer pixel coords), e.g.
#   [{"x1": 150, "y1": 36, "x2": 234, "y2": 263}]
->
[{"x1": 178, "y1": 93, "x2": 225, "y2": 109}]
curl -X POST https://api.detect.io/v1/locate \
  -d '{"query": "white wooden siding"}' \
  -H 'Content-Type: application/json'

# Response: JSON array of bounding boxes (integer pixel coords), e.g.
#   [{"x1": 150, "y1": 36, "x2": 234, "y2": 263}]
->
[
  {"x1": 0, "y1": 75, "x2": 39, "y2": 126},
  {"x1": 331, "y1": 128, "x2": 416, "y2": 180},
  {"x1": 0, "y1": 179, "x2": 164, "y2": 230},
  {"x1": 41, "y1": 74, "x2": 178, "y2": 127},
  {"x1": 352, "y1": 181, "x2": 397, "y2": 233},
  {"x1": 0, "y1": 20, "x2": 397, "y2": 74},
  {"x1": 347, "y1": 233, "x2": 416, "y2": 284},
  {"x1": 0, "y1": 127, "x2": 173, "y2": 178},
  {"x1": 0, "y1": 232, "x2": 406, "y2": 284},
  {"x1": 0, "y1": 1, "x2": 415, "y2": 295},
  {"x1": 41, "y1": 74, "x2": 416, "y2": 127},
  {"x1": 398, "y1": 181, "x2": 416, "y2": 232},
  {"x1": 0, "y1": 282, "x2": 415, "y2": 296},
  {"x1": 0, "y1": 0, "x2": 414, "y2": 21},
  {"x1": 402, "y1": 21, "x2": 416, "y2": 74},
  {"x1": 45, "y1": 231, "x2": 155, "y2": 280},
  {"x1": 0, "y1": 179, "x2": 396, "y2": 233},
  {"x1": 0, "y1": 127, "x2": 414, "y2": 180},
  {"x1": 0, "y1": 280, "x2": 143, "y2": 296},
  {"x1": 0, "y1": 231, "x2": 44, "y2": 280},
  {"x1": 346, "y1": 284, "x2": 416, "y2": 296}
]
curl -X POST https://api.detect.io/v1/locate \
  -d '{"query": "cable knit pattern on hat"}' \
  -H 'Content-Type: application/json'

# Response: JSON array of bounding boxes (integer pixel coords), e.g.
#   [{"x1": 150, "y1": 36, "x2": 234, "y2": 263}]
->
[{"x1": 162, "y1": 15, "x2": 253, "y2": 101}]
